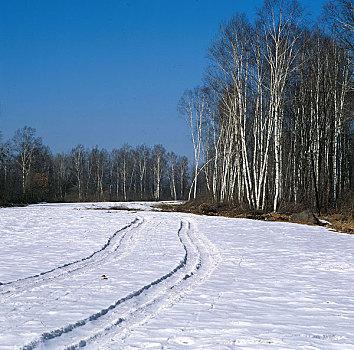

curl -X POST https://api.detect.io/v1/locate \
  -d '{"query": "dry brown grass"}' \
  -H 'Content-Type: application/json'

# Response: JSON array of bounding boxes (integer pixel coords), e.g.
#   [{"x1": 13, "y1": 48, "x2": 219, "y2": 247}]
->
[
  {"x1": 156, "y1": 201, "x2": 354, "y2": 234},
  {"x1": 320, "y1": 214, "x2": 354, "y2": 234},
  {"x1": 87, "y1": 205, "x2": 143, "y2": 212}
]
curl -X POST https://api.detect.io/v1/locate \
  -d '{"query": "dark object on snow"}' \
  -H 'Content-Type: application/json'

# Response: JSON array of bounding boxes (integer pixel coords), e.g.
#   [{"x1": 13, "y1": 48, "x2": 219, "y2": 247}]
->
[
  {"x1": 290, "y1": 210, "x2": 320, "y2": 224},
  {"x1": 199, "y1": 203, "x2": 217, "y2": 215}
]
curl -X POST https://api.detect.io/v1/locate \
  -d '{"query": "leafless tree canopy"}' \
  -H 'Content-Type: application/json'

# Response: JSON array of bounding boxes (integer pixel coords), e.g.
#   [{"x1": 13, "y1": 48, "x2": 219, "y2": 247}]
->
[
  {"x1": 179, "y1": 0, "x2": 353, "y2": 212},
  {"x1": 0, "y1": 127, "x2": 190, "y2": 203},
  {"x1": 324, "y1": 0, "x2": 354, "y2": 50}
]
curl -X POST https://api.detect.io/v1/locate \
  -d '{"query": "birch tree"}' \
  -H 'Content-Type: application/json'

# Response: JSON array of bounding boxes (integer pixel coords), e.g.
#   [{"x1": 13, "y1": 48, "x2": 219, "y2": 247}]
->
[
  {"x1": 179, "y1": 87, "x2": 208, "y2": 200},
  {"x1": 12, "y1": 126, "x2": 42, "y2": 198},
  {"x1": 71, "y1": 144, "x2": 85, "y2": 201},
  {"x1": 135, "y1": 145, "x2": 149, "y2": 200},
  {"x1": 324, "y1": 0, "x2": 354, "y2": 51},
  {"x1": 258, "y1": 0, "x2": 304, "y2": 211},
  {"x1": 168, "y1": 152, "x2": 177, "y2": 200},
  {"x1": 152, "y1": 145, "x2": 166, "y2": 200},
  {"x1": 176, "y1": 156, "x2": 189, "y2": 199}
]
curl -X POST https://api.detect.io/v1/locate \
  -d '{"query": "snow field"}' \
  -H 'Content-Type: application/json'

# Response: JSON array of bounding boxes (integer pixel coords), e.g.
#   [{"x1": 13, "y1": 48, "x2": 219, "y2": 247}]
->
[
  {"x1": 0, "y1": 203, "x2": 138, "y2": 283},
  {"x1": 116, "y1": 215, "x2": 354, "y2": 349},
  {"x1": 0, "y1": 202, "x2": 353, "y2": 349}
]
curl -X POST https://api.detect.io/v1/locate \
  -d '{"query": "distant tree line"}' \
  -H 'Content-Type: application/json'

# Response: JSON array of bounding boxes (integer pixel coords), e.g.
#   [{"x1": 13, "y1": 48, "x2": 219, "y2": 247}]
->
[
  {"x1": 180, "y1": 0, "x2": 353, "y2": 213},
  {"x1": 0, "y1": 126, "x2": 190, "y2": 204}
]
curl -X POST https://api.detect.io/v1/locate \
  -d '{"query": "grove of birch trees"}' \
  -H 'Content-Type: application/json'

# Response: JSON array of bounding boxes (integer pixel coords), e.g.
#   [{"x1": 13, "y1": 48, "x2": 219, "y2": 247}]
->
[{"x1": 180, "y1": 0, "x2": 353, "y2": 212}]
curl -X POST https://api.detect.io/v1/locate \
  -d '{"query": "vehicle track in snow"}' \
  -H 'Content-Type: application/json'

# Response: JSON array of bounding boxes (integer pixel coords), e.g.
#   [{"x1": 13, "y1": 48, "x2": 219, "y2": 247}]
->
[
  {"x1": 0, "y1": 217, "x2": 144, "y2": 302},
  {"x1": 21, "y1": 219, "x2": 219, "y2": 350}
]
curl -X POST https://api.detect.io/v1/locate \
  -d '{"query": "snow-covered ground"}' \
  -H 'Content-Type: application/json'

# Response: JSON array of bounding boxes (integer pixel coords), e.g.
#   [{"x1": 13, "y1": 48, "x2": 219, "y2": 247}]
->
[{"x1": 0, "y1": 202, "x2": 353, "y2": 349}]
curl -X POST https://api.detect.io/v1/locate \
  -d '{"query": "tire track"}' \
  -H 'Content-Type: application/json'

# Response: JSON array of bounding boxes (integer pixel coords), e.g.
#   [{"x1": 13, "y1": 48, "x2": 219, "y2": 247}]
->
[
  {"x1": 21, "y1": 219, "x2": 219, "y2": 350},
  {"x1": 102, "y1": 220, "x2": 220, "y2": 350},
  {"x1": 0, "y1": 217, "x2": 144, "y2": 301}
]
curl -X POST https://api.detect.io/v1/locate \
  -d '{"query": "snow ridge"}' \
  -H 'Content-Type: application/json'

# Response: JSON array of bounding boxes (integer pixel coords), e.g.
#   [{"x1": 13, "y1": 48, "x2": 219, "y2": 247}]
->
[
  {"x1": 21, "y1": 219, "x2": 219, "y2": 349},
  {"x1": 0, "y1": 217, "x2": 143, "y2": 301}
]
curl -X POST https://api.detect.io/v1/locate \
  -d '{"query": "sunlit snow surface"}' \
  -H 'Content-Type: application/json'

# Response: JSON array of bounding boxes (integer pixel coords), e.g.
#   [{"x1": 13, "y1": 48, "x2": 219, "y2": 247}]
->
[{"x1": 0, "y1": 202, "x2": 353, "y2": 349}]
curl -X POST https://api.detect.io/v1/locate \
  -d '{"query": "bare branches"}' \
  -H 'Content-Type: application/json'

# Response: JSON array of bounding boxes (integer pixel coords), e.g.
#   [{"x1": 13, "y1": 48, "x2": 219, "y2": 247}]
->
[
  {"x1": 324, "y1": 0, "x2": 354, "y2": 50},
  {"x1": 181, "y1": 0, "x2": 353, "y2": 212}
]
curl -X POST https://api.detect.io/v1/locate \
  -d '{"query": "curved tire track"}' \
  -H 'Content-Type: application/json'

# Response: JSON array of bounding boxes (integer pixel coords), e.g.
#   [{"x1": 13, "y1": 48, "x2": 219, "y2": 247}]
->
[
  {"x1": 0, "y1": 217, "x2": 144, "y2": 301},
  {"x1": 21, "y1": 219, "x2": 219, "y2": 350}
]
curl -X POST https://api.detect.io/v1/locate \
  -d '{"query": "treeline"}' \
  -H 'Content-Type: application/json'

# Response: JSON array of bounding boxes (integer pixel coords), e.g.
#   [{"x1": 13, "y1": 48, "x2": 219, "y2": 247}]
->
[
  {"x1": 0, "y1": 126, "x2": 190, "y2": 204},
  {"x1": 180, "y1": 0, "x2": 353, "y2": 213}
]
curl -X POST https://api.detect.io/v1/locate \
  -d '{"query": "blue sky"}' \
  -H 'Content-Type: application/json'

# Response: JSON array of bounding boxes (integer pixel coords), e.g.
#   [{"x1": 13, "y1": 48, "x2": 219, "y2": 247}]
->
[{"x1": 0, "y1": 0, "x2": 324, "y2": 158}]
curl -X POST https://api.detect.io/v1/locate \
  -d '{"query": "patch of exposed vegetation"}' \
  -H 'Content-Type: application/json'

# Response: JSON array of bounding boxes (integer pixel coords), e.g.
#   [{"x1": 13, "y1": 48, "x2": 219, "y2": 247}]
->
[
  {"x1": 87, "y1": 205, "x2": 143, "y2": 212},
  {"x1": 156, "y1": 200, "x2": 353, "y2": 234},
  {"x1": 322, "y1": 213, "x2": 354, "y2": 234}
]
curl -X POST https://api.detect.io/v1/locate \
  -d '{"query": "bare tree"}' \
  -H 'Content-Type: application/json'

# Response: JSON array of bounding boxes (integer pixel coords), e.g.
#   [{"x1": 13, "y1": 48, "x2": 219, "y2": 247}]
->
[
  {"x1": 179, "y1": 87, "x2": 208, "y2": 200},
  {"x1": 152, "y1": 145, "x2": 166, "y2": 200},
  {"x1": 258, "y1": 0, "x2": 304, "y2": 211},
  {"x1": 118, "y1": 144, "x2": 132, "y2": 201},
  {"x1": 0, "y1": 141, "x2": 12, "y2": 195},
  {"x1": 53, "y1": 153, "x2": 70, "y2": 201},
  {"x1": 12, "y1": 126, "x2": 42, "y2": 198},
  {"x1": 135, "y1": 145, "x2": 149, "y2": 200},
  {"x1": 168, "y1": 152, "x2": 177, "y2": 200},
  {"x1": 176, "y1": 156, "x2": 189, "y2": 199},
  {"x1": 71, "y1": 144, "x2": 85, "y2": 201},
  {"x1": 324, "y1": 0, "x2": 354, "y2": 50}
]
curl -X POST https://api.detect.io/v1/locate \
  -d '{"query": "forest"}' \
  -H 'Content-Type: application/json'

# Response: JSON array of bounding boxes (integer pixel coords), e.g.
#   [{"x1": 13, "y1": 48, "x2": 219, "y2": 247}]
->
[
  {"x1": 179, "y1": 0, "x2": 353, "y2": 213},
  {"x1": 0, "y1": 126, "x2": 190, "y2": 204},
  {"x1": 0, "y1": 0, "x2": 353, "y2": 213}
]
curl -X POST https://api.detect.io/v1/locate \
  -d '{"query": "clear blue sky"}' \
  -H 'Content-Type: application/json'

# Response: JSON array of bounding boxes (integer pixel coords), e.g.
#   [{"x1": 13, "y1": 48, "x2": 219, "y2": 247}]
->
[{"x1": 0, "y1": 0, "x2": 324, "y2": 158}]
